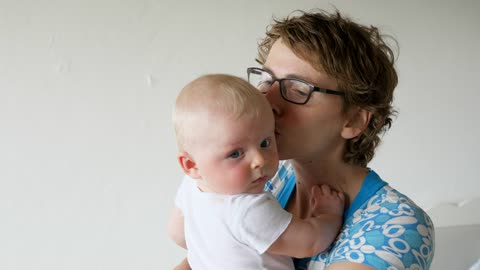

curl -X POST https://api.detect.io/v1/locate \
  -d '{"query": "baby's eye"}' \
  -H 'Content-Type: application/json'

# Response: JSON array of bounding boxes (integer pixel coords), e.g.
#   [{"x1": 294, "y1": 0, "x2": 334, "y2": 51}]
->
[
  {"x1": 260, "y1": 138, "x2": 271, "y2": 148},
  {"x1": 228, "y1": 150, "x2": 243, "y2": 159}
]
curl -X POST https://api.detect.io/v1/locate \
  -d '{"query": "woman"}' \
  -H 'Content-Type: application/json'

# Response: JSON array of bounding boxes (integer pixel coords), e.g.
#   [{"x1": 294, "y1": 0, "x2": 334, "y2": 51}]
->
[{"x1": 175, "y1": 9, "x2": 435, "y2": 270}]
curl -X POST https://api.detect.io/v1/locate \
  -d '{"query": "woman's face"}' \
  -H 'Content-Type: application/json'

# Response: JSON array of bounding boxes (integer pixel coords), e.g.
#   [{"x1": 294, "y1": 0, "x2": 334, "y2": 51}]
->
[{"x1": 263, "y1": 39, "x2": 347, "y2": 162}]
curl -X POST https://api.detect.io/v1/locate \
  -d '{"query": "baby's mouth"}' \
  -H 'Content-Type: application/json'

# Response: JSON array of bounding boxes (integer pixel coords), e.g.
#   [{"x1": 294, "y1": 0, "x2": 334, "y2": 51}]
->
[{"x1": 253, "y1": 176, "x2": 267, "y2": 184}]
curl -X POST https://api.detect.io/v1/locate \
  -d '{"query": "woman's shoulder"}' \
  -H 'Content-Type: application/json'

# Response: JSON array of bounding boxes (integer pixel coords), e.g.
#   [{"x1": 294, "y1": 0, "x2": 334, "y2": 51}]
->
[
  {"x1": 352, "y1": 184, "x2": 433, "y2": 226},
  {"x1": 324, "y1": 184, "x2": 435, "y2": 270}
]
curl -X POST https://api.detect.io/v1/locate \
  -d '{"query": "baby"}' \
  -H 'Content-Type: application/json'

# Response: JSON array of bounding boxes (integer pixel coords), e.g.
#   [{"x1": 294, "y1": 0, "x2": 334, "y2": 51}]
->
[{"x1": 168, "y1": 74, "x2": 344, "y2": 269}]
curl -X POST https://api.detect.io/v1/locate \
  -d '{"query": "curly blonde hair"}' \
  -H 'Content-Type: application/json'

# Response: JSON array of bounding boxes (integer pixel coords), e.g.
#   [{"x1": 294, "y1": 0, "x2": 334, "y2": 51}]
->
[{"x1": 257, "y1": 10, "x2": 398, "y2": 167}]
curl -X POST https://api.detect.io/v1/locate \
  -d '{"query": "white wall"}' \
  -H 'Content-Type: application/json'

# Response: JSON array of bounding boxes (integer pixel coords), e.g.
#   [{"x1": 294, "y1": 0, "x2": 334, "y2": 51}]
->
[{"x1": 1, "y1": 0, "x2": 479, "y2": 269}]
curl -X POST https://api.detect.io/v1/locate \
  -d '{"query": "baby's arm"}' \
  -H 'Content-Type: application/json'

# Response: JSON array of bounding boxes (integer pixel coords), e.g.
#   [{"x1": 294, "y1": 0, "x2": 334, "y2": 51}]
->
[
  {"x1": 267, "y1": 185, "x2": 344, "y2": 258},
  {"x1": 167, "y1": 207, "x2": 187, "y2": 249},
  {"x1": 173, "y1": 258, "x2": 191, "y2": 270}
]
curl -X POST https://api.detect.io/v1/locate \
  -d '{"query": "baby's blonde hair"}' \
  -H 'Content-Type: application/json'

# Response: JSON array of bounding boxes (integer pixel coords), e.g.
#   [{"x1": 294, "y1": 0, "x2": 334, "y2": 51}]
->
[{"x1": 173, "y1": 74, "x2": 267, "y2": 151}]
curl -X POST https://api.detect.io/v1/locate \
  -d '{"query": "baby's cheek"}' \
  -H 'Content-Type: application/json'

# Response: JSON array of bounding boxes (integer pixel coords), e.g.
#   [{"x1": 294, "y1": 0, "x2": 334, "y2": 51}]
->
[{"x1": 229, "y1": 168, "x2": 251, "y2": 190}]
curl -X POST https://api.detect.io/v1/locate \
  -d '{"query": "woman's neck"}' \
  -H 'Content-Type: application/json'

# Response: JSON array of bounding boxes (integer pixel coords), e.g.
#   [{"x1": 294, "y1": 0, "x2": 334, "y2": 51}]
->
[{"x1": 286, "y1": 158, "x2": 368, "y2": 219}]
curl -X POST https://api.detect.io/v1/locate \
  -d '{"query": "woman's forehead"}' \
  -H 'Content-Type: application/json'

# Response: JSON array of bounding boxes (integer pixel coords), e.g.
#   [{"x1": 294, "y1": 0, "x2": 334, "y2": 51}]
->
[{"x1": 265, "y1": 39, "x2": 333, "y2": 87}]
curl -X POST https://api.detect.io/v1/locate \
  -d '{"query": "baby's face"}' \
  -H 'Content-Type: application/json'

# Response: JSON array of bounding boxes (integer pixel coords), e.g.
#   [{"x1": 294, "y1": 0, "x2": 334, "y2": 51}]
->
[{"x1": 191, "y1": 104, "x2": 278, "y2": 195}]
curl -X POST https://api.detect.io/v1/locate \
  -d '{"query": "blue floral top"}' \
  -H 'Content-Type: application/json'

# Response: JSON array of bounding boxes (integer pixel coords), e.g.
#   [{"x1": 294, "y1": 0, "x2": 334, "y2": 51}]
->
[{"x1": 265, "y1": 160, "x2": 435, "y2": 270}]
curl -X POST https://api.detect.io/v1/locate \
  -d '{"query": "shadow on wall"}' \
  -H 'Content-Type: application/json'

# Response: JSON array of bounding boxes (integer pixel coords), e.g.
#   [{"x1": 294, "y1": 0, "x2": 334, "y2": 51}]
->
[
  {"x1": 427, "y1": 197, "x2": 480, "y2": 269},
  {"x1": 427, "y1": 197, "x2": 480, "y2": 227}
]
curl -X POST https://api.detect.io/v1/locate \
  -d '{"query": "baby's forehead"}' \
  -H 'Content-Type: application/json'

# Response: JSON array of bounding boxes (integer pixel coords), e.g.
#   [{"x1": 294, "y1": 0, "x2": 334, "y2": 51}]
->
[{"x1": 190, "y1": 109, "x2": 245, "y2": 122}]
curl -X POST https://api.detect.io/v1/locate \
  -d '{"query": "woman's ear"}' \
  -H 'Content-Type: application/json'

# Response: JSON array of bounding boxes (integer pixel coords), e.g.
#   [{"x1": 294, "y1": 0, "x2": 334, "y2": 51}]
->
[
  {"x1": 341, "y1": 107, "x2": 372, "y2": 139},
  {"x1": 178, "y1": 151, "x2": 201, "y2": 179}
]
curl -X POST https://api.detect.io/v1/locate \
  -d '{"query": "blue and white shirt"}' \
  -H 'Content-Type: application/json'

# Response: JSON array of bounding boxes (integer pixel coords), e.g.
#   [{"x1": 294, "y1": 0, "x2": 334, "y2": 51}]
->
[{"x1": 266, "y1": 160, "x2": 435, "y2": 270}]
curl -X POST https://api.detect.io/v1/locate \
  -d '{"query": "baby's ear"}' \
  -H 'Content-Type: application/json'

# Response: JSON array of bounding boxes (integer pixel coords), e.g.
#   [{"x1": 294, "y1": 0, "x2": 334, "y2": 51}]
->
[
  {"x1": 341, "y1": 107, "x2": 372, "y2": 139},
  {"x1": 178, "y1": 151, "x2": 201, "y2": 179}
]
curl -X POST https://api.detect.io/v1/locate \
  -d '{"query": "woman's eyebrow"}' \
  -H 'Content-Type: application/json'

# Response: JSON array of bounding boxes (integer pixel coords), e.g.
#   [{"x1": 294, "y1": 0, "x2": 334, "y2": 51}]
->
[
  {"x1": 261, "y1": 66, "x2": 275, "y2": 76},
  {"x1": 263, "y1": 66, "x2": 313, "y2": 83}
]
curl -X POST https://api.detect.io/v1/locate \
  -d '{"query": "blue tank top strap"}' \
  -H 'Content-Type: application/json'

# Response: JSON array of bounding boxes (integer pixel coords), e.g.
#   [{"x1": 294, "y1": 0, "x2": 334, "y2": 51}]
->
[
  {"x1": 343, "y1": 169, "x2": 387, "y2": 220},
  {"x1": 276, "y1": 170, "x2": 296, "y2": 209},
  {"x1": 265, "y1": 160, "x2": 297, "y2": 209}
]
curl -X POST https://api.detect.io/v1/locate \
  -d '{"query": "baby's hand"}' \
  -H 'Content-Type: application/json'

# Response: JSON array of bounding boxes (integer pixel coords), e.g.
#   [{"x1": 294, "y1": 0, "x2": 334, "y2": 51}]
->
[{"x1": 309, "y1": 185, "x2": 345, "y2": 218}]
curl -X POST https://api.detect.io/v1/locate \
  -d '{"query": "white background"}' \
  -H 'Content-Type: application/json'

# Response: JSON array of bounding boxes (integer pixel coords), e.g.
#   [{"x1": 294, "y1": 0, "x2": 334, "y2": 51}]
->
[{"x1": 1, "y1": 0, "x2": 479, "y2": 269}]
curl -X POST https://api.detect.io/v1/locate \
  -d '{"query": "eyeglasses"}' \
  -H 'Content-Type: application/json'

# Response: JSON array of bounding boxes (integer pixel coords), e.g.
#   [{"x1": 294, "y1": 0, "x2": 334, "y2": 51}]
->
[{"x1": 247, "y1": 67, "x2": 344, "y2": 105}]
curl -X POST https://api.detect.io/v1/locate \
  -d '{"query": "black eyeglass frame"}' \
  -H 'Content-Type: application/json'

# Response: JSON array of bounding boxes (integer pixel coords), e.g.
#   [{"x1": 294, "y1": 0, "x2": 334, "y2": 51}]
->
[{"x1": 247, "y1": 67, "x2": 345, "y2": 105}]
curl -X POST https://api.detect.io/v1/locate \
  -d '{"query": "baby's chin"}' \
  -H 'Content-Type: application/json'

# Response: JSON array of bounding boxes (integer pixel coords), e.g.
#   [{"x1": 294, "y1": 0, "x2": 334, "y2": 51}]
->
[{"x1": 248, "y1": 187, "x2": 266, "y2": 194}]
